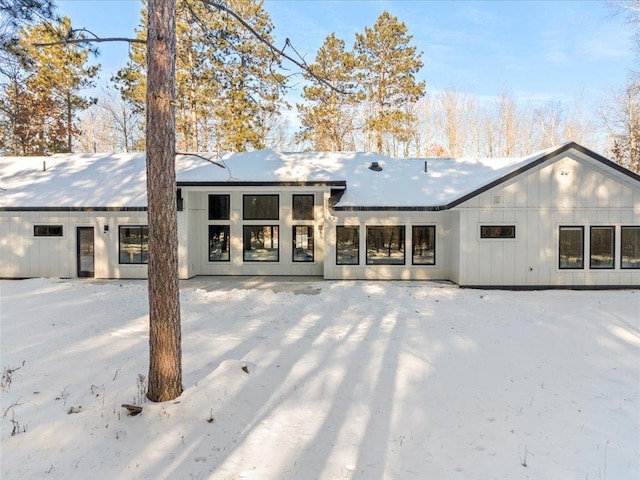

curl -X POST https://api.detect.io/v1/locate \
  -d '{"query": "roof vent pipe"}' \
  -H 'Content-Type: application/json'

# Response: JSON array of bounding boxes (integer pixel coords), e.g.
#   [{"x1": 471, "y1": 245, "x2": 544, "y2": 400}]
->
[
  {"x1": 369, "y1": 161, "x2": 382, "y2": 172},
  {"x1": 424, "y1": 161, "x2": 428, "y2": 173},
  {"x1": 43, "y1": 161, "x2": 46, "y2": 172}
]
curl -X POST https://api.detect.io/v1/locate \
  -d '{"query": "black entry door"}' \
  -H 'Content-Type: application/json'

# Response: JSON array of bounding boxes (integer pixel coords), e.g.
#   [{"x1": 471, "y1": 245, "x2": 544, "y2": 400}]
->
[{"x1": 77, "y1": 227, "x2": 95, "y2": 278}]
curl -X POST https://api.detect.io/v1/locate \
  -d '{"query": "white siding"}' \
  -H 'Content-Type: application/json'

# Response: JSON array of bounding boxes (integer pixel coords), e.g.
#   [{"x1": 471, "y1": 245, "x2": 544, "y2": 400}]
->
[
  {"x1": 323, "y1": 210, "x2": 454, "y2": 280},
  {"x1": 183, "y1": 187, "x2": 327, "y2": 277},
  {"x1": 455, "y1": 152, "x2": 640, "y2": 287},
  {"x1": 0, "y1": 211, "x2": 148, "y2": 279}
]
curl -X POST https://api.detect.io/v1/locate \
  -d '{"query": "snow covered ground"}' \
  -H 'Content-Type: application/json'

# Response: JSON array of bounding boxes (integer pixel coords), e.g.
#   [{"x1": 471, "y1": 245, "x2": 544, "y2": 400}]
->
[{"x1": 1, "y1": 278, "x2": 638, "y2": 480}]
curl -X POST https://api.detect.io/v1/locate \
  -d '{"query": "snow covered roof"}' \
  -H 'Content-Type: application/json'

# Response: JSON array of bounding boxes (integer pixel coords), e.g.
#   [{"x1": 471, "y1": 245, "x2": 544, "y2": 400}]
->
[{"x1": 0, "y1": 143, "x2": 619, "y2": 209}]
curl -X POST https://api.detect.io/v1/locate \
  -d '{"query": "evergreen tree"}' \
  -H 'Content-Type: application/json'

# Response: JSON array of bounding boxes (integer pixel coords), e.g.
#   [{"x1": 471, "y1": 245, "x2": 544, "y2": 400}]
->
[
  {"x1": 114, "y1": 0, "x2": 286, "y2": 152},
  {"x1": 297, "y1": 33, "x2": 360, "y2": 151},
  {"x1": 354, "y1": 11, "x2": 425, "y2": 154},
  {"x1": 1, "y1": 16, "x2": 98, "y2": 154}
]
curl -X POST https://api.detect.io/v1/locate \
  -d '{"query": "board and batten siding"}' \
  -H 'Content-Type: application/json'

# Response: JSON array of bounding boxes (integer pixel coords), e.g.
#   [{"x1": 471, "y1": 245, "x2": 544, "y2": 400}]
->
[
  {"x1": 455, "y1": 151, "x2": 640, "y2": 287},
  {"x1": 181, "y1": 187, "x2": 327, "y2": 277},
  {"x1": 0, "y1": 211, "x2": 149, "y2": 279},
  {"x1": 323, "y1": 210, "x2": 455, "y2": 280}
]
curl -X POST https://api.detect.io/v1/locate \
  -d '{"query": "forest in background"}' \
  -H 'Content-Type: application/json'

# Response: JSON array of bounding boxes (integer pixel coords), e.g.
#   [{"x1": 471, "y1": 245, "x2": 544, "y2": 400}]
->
[{"x1": 1, "y1": 0, "x2": 638, "y2": 173}]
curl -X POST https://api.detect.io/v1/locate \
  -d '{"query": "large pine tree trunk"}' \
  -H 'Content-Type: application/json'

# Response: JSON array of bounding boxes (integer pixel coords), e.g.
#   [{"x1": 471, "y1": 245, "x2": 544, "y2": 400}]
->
[{"x1": 146, "y1": 0, "x2": 182, "y2": 402}]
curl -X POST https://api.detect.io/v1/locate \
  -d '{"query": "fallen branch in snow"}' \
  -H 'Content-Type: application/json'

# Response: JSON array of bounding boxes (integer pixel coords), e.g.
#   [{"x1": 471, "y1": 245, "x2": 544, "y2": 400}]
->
[
  {"x1": 122, "y1": 404, "x2": 143, "y2": 416},
  {"x1": 2, "y1": 396, "x2": 22, "y2": 418}
]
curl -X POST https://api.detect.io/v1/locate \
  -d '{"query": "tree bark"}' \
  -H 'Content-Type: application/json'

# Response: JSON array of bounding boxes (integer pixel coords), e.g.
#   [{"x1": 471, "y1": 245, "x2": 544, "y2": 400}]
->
[{"x1": 146, "y1": 0, "x2": 182, "y2": 402}]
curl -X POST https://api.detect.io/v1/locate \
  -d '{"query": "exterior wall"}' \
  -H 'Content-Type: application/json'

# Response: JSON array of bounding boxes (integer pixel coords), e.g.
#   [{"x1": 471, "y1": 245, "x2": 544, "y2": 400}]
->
[
  {"x1": 455, "y1": 151, "x2": 640, "y2": 287},
  {"x1": 0, "y1": 210, "x2": 148, "y2": 279},
  {"x1": 323, "y1": 210, "x2": 455, "y2": 280},
  {"x1": 180, "y1": 186, "x2": 328, "y2": 277}
]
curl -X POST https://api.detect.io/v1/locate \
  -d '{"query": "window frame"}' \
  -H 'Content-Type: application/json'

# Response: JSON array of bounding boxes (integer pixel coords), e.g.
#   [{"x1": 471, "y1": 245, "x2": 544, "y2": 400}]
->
[
  {"x1": 118, "y1": 225, "x2": 149, "y2": 265},
  {"x1": 559, "y1": 226, "x2": 584, "y2": 270},
  {"x1": 208, "y1": 194, "x2": 230, "y2": 220},
  {"x1": 589, "y1": 226, "x2": 615, "y2": 270},
  {"x1": 336, "y1": 226, "x2": 360, "y2": 265},
  {"x1": 412, "y1": 225, "x2": 436, "y2": 265},
  {"x1": 621, "y1": 226, "x2": 640, "y2": 269},
  {"x1": 243, "y1": 194, "x2": 279, "y2": 220},
  {"x1": 33, "y1": 225, "x2": 64, "y2": 237},
  {"x1": 208, "y1": 224, "x2": 231, "y2": 262},
  {"x1": 480, "y1": 225, "x2": 516, "y2": 239},
  {"x1": 292, "y1": 225, "x2": 314, "y2": 263},
  {"x1": 366, "y1": 225, "x2": 406, "y2": 266},
  {"x1": 292, "y1": 194, "x2": 314, "y2": 220},
  {"x1": 243, "y1": 225, "x2": 279, "y2": 262}
]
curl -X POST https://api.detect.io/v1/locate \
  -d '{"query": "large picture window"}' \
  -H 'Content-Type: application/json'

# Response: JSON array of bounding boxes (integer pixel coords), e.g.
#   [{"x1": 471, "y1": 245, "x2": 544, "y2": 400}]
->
[
  {"x1": 243, "y1": 225, "x2": 279, "y2": 262},
  {"x1": 336, "y1": 226, "x2": 359, "y2": 265},
  {"x1": 34, "y1": 225, "x2": 63, "y2": 237},
  {"x1": 412, "y1": 226, "x2": 435, "y2": 265},
  {"x1": 590, "y1": 226, "x2": 615, "y2": 269},
  {"x1": 119, "y1": 226, "x2": 149, "y2": 264},
  {"x1": 209, "y1": 225, "x2": 230, "y2": 262},
  {"x1": 293, "y1": 226, "x2": 314, "y2": 262},
  {"x1": 292, "y1": 194, "x2": 314, "y2": 220},
  {"x1": 480, "y1": 225, "x2": 516, "y2": 239},
  {"x1": 243, "y1": 195, "x2": 279, "y2": 220},
  {"x1": 621, "y1": 226, "x2": 640, "y2": 269},
  {"x1": 366, "y1": 226, "x2": 405, "y2": 265},
  {"x1": 208, "y1": 194, "x2": 230, "y2": 220},
  {"x1": 559, "y1": 226, "x2": 584, "y2": 269}
]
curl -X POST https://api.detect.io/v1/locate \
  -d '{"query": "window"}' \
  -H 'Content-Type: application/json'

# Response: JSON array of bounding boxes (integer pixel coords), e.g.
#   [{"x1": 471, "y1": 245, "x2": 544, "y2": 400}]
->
[
  {"x1": 293, "y1": 194, "x2": 314, "y2": 220},
  {"x1": 336, "y1": 226, "x2": 359, "y2": 265},
  {"x1": 412, "y1": 226, "x2": 436, "y2": 265},
  {"x1": 480, "y1": 225, "x2": 516, "y2": 239},
  {"x1": 621, "y1": 226, "x2": 640, "y2": 269},
  {"x1": 243, "y1": 195, "x2": 279, "y2": 220},
  {"x1": 209, "y1": 225, "x2": 230, "y2": 262},
  {"x1": 590, "y1": 226, "x2": 615, "y2": 269},
  {"x1": 119, "y1": 226, "x2": 149, "y2": 264},
  {"x1": 293, "y1": 226, "x2": 314, "y2": 262},
  {"x1": 34, "y1": 225, "x2": 63, "y2": 237},
  {"x1": 208, "y1": 194, "x2": 230, "y2": 220},
  {"x1": 559, "y1": 226, "x2": 584, "y2": 269},
  {"x1": 243, "y1": 225, "x2": 278, "y2": 261},
  {"x1": 366, "y1": 226, "x2": 405, "y2": 265}
]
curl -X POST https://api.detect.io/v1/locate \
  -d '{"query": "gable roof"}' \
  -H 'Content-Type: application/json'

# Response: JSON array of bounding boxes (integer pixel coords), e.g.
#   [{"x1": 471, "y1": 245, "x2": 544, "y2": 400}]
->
[{"x1": 1, "y1": 143, "x2": 637, "y2": 210}]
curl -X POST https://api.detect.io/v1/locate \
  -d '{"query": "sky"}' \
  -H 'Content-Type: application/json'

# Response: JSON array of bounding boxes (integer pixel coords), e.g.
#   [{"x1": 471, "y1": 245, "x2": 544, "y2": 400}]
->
[{"x1": 53, "y1": 0, "x2": 636, "y2": 107}]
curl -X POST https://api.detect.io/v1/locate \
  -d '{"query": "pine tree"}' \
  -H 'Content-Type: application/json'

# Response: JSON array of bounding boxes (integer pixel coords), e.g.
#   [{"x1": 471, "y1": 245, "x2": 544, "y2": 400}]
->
[
  {"x1": 354, "y1": 11, "x2": 425, "y2": 155},
  {"x1": 4, "y1": 16, "x2": 99, "y2": 154},
  {"x1": 212, "y1": 0, "x2": 286, "y2": 152},
  {"x1": 297, "y1": 33, "x2": 360, "y2": 151},
  {"x1": 114, "y1": 0, "x2": 286, "y2": 152}
]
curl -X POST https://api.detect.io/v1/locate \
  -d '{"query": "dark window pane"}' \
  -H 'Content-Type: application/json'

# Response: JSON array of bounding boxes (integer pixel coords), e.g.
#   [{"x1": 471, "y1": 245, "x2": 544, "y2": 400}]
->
[
  {"x1": 480, "y1": 225, "x2": 516, "y2": 238},
  {"x1": 293, "y1": 226, "x2": 314, "y2": 262},
  {"x1": 119, "y1": 226, "x2": 149, "y2": 264},
  {"x1": 243, "y1": 225, "x2": 279, "y2": 261},
  {"x1": 208, "y1": 195, "x2": 230, "y2": 220},
  {"x1": 412, "y1": 226, "x2": 436, "y2": 265},
  {"x1": 337, "y1": 226, "x2": 359, "y2": 265},
  {"x1": 559, "y1": 226, "x2": 584, "y2": 269},
  {"x1": 293, "y1": 195, "x2": 314, "y2": 220},
  {"x1": 367, "y1": 226, "x2": 405, "y2": 265},
  {"x1": 621, "y1": 226, "x2": 640, "y2": 269},
  {"x1": 590, "y1": 227, "x2": 614, "y2": 269},
  {"x1": 34, "y1": 225, "x2": 63, "y2": 236},
  {"x1": 243, "y1": 195, "x2": 279, "y2": 220},
  {"x1": 209, "y1": 225, "x2": 230, "y2": 261}
]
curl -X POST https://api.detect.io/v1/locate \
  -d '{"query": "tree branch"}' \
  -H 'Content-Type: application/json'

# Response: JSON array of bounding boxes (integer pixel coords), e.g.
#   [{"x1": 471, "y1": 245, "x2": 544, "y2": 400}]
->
[
  {"x1": 175, "y1": 151, "x2": 226, "y2": 168},
  {"x1": 200, "y1": 0, "x2": 346, "y2": 94},
  {"x1": 34, "y1": 27, "x2": 145, "y2": 47},
  {"x1": 34, "y1": 37, "x2": 146, "y2": 47}
]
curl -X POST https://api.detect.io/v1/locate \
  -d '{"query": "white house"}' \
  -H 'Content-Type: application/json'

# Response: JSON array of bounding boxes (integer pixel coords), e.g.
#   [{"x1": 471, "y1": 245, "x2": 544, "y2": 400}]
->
[{"x1": 1, "y1": 142, "x2": 639, "y2": 288}]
